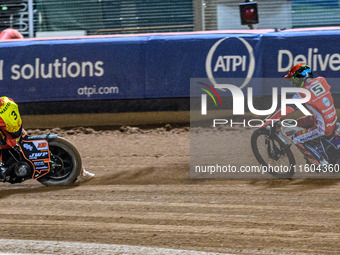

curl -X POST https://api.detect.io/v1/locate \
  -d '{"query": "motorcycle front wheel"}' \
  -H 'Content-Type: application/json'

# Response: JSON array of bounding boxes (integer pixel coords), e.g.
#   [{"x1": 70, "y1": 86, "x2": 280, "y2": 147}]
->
[
  {"x1": 38, "y1": 137, "x2": 82, "y2": 186},
  {"x1": 251, "y1": 129, "x2": 296, "y2": 179}
]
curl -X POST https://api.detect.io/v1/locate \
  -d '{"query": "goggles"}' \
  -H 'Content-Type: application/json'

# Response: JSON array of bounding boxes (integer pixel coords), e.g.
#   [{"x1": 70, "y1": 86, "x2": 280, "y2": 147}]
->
[{"x1": 300, "y1": 68, "x2": 312, "y2": 76}]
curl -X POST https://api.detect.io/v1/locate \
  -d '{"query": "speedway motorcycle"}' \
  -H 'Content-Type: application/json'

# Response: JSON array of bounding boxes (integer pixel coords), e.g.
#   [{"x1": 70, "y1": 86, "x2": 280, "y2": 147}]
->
[
  {"x1": 251, "y1": 121, "x2": 340, "y2": 178},
  {"x1": 0, "y1": 133, "x2": 82, "y2": 186}
]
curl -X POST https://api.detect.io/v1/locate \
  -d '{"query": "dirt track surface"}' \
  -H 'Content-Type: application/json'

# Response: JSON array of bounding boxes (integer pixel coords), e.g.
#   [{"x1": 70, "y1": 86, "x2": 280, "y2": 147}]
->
[{"x1": 0, "y1": 126, "x2": 339, "y2": 254}]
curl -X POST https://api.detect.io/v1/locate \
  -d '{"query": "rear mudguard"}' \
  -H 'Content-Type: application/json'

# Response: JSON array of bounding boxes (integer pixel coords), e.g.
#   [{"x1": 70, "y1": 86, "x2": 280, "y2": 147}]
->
[{"x1": 24, "y1": 133, "x2": 58, "y2": 142}]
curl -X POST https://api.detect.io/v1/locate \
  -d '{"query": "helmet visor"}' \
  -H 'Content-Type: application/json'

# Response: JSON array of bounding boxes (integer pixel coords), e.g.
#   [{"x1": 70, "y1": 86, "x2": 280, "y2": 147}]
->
[{"x1": 301, "y1": 68, "x2": 312, "y2": 77}]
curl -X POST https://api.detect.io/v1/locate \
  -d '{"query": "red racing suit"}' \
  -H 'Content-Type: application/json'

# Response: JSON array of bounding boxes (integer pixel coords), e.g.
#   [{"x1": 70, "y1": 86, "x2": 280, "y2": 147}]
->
[{"x1": 267, "y1": 77, "x2": 337, "y2": 144}]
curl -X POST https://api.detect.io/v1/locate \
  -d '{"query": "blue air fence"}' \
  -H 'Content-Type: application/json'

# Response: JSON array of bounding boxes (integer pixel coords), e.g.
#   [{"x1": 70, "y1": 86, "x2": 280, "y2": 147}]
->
[{"x1": 1, "y1": 30, "x2": 340, "y2": 103}]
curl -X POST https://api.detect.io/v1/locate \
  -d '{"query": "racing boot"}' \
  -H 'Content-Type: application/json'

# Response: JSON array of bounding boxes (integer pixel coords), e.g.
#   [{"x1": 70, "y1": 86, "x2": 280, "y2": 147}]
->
[
  {"x1": 295, "y1": 143, "x2": 317, "y2": 164},
  {"x1": 302, "y1": 142, "x2": 329, "y2": 167},
  {"x1": 80, "y1": 169, "x2": 95, "y2": 181}
]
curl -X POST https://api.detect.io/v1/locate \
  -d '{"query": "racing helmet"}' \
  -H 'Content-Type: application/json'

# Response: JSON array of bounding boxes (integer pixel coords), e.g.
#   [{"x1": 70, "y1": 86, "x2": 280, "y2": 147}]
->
[{"x1": 283, "y1": 63, "x2": 313, "y2": 87}]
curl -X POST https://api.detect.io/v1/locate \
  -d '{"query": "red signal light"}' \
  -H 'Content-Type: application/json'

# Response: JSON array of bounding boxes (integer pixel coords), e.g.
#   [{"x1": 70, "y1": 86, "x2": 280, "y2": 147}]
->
[
  {"x1": 242, "y1": 7, "x2": 256, "y2": 21},
  {"x1": 239, "y1": 2, "x2": 258, "y2": 25}
]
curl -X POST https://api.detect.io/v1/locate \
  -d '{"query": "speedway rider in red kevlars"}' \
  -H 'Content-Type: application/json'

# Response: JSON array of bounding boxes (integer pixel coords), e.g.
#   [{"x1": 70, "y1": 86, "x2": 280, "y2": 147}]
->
[{"x1": 265, "y1": 63, "x2": 338, "y2": 165}]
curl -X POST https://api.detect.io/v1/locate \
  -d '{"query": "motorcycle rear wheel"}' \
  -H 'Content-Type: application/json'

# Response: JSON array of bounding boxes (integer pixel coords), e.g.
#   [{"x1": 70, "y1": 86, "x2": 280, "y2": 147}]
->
[
  {"x1": 38, "y1": 137, "x2": 82, "y2": 186},
  {"x1": 251, "y1": 129, "x2": 296, "y2": 179}
]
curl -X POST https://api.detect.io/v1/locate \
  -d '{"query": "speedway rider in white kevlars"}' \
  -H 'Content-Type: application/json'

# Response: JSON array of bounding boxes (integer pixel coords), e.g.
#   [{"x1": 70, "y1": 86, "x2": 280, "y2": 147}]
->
[{"x1": 265, "y1": 63, "x2": 338, "y2": 166}]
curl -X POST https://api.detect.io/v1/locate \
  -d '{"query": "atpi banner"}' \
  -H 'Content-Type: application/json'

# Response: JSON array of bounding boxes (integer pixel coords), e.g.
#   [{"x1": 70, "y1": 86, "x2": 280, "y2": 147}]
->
[
  {"x1": 1, "y1": 30, "x2": 340, "y2": 102},
  {"x1": 0, "y1": 37, "x2": 147, "y2": 102}
]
